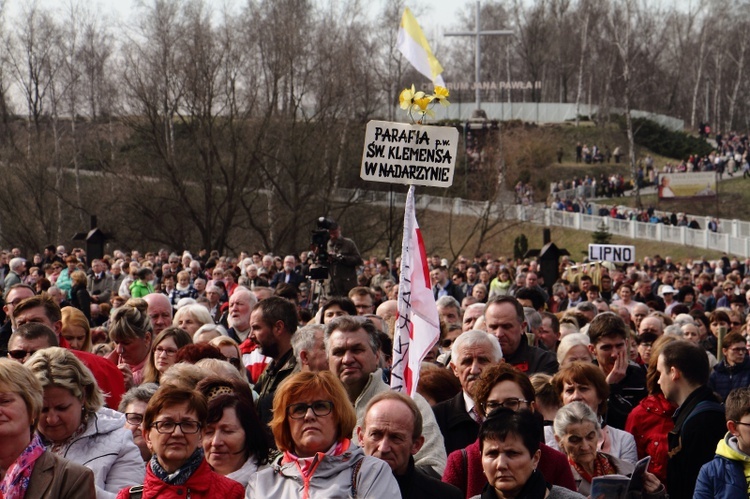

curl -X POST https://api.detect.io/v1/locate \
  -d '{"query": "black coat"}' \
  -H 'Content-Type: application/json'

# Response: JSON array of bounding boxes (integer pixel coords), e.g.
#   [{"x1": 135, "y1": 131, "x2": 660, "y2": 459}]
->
[
  {"x1": 70, "y1": 283, "x2": 91, "y2": 324},
  {"x1": 432, "y1": 280, "x2": 465, "y2": 303},
  {"x1": 395, "y1": 457, "x2": 462, "y2": 499},
  {"x1": 270, "y1": 270, "x2": 306, "y2": 289},
  {"x1": 504, "y1": 335, "x2": 559, "y2": 375},
  {"x1": 666, "y1": 385, "x2": 727, "y2": 499},
  {"x1": 604, "y1": 363, "x2": 648, "y2": 430},
  {"x1": 432, "y1": 392, "x2": 479, "y2": 456}
]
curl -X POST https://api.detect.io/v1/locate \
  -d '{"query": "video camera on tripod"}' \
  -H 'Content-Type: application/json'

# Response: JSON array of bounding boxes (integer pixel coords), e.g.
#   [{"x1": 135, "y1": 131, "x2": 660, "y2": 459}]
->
[{"x1": 308, "y1": 216, "x2": 337, "y2": 281}]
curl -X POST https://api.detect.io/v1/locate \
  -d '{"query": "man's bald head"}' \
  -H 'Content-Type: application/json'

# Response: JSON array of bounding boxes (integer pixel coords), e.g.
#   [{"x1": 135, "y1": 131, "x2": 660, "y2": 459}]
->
[{"x1": 144, "y1": 293, "x2": 173, "y2": 335}]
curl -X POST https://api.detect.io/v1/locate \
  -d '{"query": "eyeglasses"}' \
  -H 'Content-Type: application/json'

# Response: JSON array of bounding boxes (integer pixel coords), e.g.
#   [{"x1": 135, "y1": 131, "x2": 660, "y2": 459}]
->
[
  {"x1": 732, "y1": 322, "x2": 742, "y2": 327},
  {"x1": 727, "y1": 347, "x2": 747, "y2": 354},
  {"x1": 440, "y1": 338, "x2": 454, "y2": 349},
  {"x1": 154, "y1": 347, "x2": 178, "y2": 357},
  {"x1": 150, "y1": 420, "x2": 202, "y2": 434},
  {"x1": 125, "y1": 413, "x2": 144, "y2": 425},
  {"x1": 287, "y1": 400, "x2": 334, "y2": 419},
  {"x1": 733, "y1": 420, "x2": 750, "y2": 427},
  {"x1": 481, "y1": 398, "x2": 529, "y2": 414},
  {"x1": 8, "y1": 349, "x2": 37, "y2": 360}
]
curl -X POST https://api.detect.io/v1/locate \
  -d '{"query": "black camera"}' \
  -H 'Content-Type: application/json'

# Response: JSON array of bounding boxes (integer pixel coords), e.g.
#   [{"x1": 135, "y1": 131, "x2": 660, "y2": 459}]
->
[{"x1": 308, "y1": 217, "x2": 336, "y2": 280}]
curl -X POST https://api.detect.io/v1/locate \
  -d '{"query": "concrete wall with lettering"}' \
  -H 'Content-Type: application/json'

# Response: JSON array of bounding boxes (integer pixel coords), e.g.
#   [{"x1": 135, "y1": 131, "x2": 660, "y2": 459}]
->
[{"x1": 393, "y1": 103, "x2": 684, "y2": 132}]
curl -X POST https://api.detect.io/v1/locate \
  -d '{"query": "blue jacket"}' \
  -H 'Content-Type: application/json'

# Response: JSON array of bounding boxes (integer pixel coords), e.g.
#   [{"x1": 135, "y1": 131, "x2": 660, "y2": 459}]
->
[
  {"x1": 708, "y1": 356, "x2": 750, "y2": 401},
  {"x1": 694, "y1": 434, "x2": 750, "y2": 499}
]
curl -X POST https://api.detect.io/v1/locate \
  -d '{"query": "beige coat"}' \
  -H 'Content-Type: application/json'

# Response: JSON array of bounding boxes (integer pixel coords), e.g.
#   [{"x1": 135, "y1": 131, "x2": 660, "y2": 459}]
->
[{"x1": 25, "y1": 450, "x2": 96, "y2": 499}]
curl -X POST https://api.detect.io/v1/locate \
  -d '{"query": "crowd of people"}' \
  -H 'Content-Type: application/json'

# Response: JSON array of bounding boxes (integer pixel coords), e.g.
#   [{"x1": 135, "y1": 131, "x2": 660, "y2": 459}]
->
[
  {"x1": 550, "y1": 197, "x2": 710, "y2": 230},
  {"x1": 1, "y1": 239, "x2": 750, "y2": 497}
]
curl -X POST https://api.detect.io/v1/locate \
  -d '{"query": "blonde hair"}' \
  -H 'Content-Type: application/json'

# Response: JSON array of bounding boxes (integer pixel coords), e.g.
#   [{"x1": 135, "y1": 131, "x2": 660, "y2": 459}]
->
[
  {"x1": 173, "y1": 304, "x2": 213, "y2": 330},
  {"x1": 159, "y1": 363, "x2": 207, "y2": 390},
  {"x1": 0, "y1": 359, "x2": 43, "y2": 435},
  {"x1": 195, "y1": 358, "x2": 245, "y2": 382},
  {"x1": 26, "y1": 347, "x2": 104, "y2": 415},
  {"x1": 71, "y1": 270, "x2": 88, "y2": 287},
  {"x1": 110, "y1": 299, "x2": 153, "y2": 343},
  {"x1": 61, "y1": 306, "x2": 92, "y2": 352}
]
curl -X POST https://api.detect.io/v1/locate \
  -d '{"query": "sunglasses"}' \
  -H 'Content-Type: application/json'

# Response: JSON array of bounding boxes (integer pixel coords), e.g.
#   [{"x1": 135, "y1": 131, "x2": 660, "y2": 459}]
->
[{"x1": 8, "y1": 349, "x2": 37, "y2": 360}]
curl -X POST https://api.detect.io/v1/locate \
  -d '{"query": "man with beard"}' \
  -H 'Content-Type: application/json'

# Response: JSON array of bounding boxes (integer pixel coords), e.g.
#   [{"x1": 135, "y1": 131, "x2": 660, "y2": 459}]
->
[
  {"x1": 250, "y1": 296, "x2": 298, "y2": 427},
  {"x1": 226, "y1": 287, "x2": 268, "y2": 383}
]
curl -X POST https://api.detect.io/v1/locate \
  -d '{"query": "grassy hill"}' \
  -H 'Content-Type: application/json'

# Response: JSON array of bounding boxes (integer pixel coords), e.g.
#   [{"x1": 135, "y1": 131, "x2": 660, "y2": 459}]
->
[{"x1": 392, "y1": 119, "x2": 731, "y2": 263}]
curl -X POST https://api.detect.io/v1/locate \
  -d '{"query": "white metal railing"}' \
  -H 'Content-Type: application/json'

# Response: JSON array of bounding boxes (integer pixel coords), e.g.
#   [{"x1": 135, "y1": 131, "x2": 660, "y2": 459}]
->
[{"x1": 334, "y1": 188, "x2": 750, "y2": 257}]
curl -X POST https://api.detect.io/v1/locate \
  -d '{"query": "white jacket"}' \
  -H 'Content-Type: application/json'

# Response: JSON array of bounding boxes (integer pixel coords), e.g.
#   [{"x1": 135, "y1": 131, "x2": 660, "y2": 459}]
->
[
  {"x1": 246, "y1": 442, "x2": 400, "y2": 498},
  {"x1": 53, "y1": 407, "x2": 145, "y2": 499},
  {"x1": 226, "y1": 457, "x2": 265, "y2": 489}
]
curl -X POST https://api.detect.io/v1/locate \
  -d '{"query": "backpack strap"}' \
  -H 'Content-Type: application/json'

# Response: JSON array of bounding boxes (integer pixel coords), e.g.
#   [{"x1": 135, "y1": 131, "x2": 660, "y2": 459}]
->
[
  {"x1": 128, "y1": 485, "x2": 143, "y2": 499},
  {"x1": 350, "y1": 458, "x2": 364, "y2": 498}
]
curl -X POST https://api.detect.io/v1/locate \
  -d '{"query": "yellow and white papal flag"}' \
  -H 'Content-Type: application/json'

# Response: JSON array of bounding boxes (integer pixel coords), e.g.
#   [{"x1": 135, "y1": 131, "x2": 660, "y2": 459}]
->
[{"x1": 397, "y1": 7, "x2": 445, "y2": 87}]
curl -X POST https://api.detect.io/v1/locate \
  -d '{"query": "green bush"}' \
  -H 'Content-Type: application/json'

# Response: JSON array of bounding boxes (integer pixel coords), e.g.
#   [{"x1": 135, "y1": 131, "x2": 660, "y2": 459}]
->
[{"x1": 616, "y1": 116, "x2": 713, "y2": 160}]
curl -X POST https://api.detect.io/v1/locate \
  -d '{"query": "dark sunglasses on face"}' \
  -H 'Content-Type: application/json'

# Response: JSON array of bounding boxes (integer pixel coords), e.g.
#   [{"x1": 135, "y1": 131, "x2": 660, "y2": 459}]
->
[{"x1": 8, "y1": 349, "x2": 36, "y2": 360}]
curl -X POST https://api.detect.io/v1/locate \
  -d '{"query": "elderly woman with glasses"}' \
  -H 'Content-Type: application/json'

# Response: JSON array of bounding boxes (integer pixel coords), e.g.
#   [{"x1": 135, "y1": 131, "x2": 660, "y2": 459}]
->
[
  {"x1": 116, "y1": 385, "x2": 244, "y2": 499},
  {"x1": 547, "y1": 362, "x2": 638, "y2": 464},
  {"x1": 443, "y1": 363, "x2": 576, "y2": 498},
  {"x1": 118, "y1": 383, "x2": 159, "y2": 462},
  {"x1": 553, "y1": 402, "x2": 665, "y2": 497},
  {"x1": 246, "y1": 370, "x2": 399, "y2": 498},
  {"x1": 0, "y1": 358, "x2": 95, "y2": 498},
  {"x1": 26, "y1": 347, "x2": 144, "y2": 499}
]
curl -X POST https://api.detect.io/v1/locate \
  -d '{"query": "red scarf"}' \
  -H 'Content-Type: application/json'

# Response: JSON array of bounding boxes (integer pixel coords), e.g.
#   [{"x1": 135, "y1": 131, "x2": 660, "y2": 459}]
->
[{"x1": 569, "y1": 452, "x2": 616, "y2": 484}]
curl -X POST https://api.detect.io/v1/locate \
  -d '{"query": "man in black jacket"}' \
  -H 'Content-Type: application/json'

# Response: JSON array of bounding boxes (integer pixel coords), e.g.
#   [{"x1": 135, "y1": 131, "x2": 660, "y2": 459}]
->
[
  {"x1": 431, "y1": 266, "x2": 464, "y2": 303},
  {"x1": 359, "y1": 391, "x2": 462, "y2": 499},
  {"x1": 432, "y1": 330, "x2": 503, "y2": 455},
  {"x1": 658, "y1": 340, "x2": 726, "y2": 498},
  {"x1": 588, "y1": 312, "x2": 647, "y2": 430},
  {"x1": 484, "y1": 296, "x2": 558, "y2": 375}
]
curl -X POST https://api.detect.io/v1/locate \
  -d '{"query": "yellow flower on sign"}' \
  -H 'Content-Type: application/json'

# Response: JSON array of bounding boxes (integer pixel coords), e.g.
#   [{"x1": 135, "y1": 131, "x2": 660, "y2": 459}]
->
[
  {"x1": 432, "y1": 86, "x2": 450, "y2": 106},
  {"x1": 399, "y1": 85, "x2": 416, "y2": 110},
  {"x1": 398, "y1": 84, "x2": 451, "y2": 123}
]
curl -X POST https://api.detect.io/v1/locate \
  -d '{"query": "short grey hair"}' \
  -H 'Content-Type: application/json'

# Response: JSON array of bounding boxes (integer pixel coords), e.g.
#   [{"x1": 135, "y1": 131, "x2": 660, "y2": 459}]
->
[
  {"x1": 664, "y1": 324, "x2": 683, "y2": 337},
  {"x1": 118, "y1": 383, "x2": 159, "y2": 413},
  {"x1": 291, "y1": 324, "x2": 325, "y2": 365},
  {"x1": 553, "y1": 401, "x2": 600, "y2": 439},
  {"x1": 576, "y1": 301, "x2": 598, "y2": 315},
  {"x1": 466, "y1": 303, "x2": 486, "y2": 314},
  {"x1": 451, "y1": 329, "x2": 503, "y2": 362},
  {"x1": 672, "y1": 314, "x2": 695, "y2": 327},
  {"x1": 436, "y1": 295, "x2": 461, "y2": 312},
  {"x1": 524, "y1": 307, "x2": 542, "y2": 330},
  {"x1": 556, "y1": 333, "x2": 591, "y2": 365},
  {"x1": 9, "y1": 258, "x2": 25, "y2": 272}
]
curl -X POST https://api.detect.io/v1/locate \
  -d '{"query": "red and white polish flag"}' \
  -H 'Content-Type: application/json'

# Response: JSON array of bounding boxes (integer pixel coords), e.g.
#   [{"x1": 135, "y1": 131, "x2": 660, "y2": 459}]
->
[{"x1": 391, "y1": 185, "x2": 441, "y2": 396}]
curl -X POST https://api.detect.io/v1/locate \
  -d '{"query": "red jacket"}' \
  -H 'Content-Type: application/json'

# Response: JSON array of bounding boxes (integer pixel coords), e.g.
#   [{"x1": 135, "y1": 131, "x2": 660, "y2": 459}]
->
[
  {"x1": 72, "y1": 350, "x2": 125, "y2": 410},
  {"x1": 624, "y1": 393, "x2": 676, "y2": 483},
  {"x1": 442, "y1": 438, "x2": 576, "y2": 498},
  {"x1": 115, "y1": 459, "x2": 244, "y2": 499}
]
